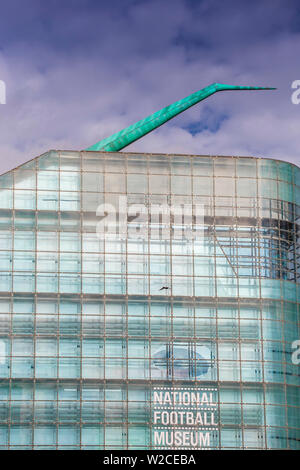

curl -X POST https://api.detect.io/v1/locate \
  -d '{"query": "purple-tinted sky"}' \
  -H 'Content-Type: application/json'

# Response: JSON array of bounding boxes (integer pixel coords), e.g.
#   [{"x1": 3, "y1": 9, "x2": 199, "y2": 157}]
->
[{"x1": 0, "y1": 0, "x2": 299, "y2": 174}]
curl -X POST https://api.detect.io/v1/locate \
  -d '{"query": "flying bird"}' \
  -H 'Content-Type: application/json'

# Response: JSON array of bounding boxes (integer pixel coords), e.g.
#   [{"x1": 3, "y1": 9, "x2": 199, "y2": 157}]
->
[{"x1": 159, "y1": 286, "x2": 169, "y2": 291}]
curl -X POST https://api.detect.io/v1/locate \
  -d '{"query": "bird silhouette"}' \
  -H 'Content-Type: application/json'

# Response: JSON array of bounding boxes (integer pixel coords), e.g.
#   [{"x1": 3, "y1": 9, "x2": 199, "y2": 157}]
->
[{"x1": 159, "y1": 286, "x2": 169, "y2": 291}]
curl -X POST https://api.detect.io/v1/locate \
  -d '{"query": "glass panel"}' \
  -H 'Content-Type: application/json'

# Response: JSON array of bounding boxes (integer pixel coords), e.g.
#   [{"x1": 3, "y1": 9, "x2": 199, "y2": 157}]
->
[{"x1": 127, "y1": 174, "x2": 147, "y2": 193}]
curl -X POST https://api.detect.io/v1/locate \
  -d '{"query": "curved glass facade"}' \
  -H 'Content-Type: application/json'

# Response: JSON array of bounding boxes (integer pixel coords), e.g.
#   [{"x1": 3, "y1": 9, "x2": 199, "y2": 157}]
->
[{"x1": 0, "y1": 151, "x2": 299, "y2": 449}]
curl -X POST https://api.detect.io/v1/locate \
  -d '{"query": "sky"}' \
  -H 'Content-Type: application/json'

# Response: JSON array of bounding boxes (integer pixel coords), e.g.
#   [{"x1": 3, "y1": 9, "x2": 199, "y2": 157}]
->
[{"x1": 0, "y1": 0, "x2": 300, "y2": 174}]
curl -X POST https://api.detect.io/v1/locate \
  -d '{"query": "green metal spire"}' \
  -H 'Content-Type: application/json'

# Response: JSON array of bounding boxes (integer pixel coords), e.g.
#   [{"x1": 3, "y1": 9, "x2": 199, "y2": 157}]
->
[{"x1": 85, "y1": 83, "x2": 276, "y2": 152}]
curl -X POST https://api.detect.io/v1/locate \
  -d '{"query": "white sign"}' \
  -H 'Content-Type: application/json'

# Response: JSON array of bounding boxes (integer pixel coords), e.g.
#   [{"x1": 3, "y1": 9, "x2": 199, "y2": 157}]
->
[{"x1": 152, "y1": 386, "x2": 218, "y2": 449}]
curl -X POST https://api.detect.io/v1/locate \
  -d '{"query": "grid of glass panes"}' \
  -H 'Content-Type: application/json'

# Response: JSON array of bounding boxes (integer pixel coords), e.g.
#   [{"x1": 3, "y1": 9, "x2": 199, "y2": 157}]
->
[{"x1": 0, "y1": 151, "x2": 299, "y2": 449}]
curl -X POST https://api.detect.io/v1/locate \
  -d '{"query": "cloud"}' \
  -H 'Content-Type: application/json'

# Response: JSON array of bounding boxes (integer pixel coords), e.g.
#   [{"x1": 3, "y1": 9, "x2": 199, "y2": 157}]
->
[{"x1": 0, "y1": 0, "x2": 299, "y2": 174}]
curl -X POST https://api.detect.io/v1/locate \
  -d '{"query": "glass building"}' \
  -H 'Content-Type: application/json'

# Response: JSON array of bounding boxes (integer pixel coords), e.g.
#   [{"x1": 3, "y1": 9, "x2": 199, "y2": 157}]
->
[{"x1": 0, "y1": 150, "x2": 299, "y2": 450}]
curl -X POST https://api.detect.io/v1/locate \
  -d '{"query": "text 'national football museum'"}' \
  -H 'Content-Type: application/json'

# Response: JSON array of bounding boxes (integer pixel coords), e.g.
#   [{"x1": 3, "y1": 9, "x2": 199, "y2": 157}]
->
[{"x1": 0, "y1": 84, "x2": 299, "y2": 450}]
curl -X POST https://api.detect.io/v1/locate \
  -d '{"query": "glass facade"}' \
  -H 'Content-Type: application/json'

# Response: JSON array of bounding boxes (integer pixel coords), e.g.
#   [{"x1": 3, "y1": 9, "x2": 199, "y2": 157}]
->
[{"x1": 0, "y1": 150, "x2": 299, "y2": 449}]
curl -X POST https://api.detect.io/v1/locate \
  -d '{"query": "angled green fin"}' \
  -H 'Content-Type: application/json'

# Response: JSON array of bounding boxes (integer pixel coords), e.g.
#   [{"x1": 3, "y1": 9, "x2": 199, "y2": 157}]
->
[{"x1": 86, "y1": 83, "x2": 276, "y2": 152}]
